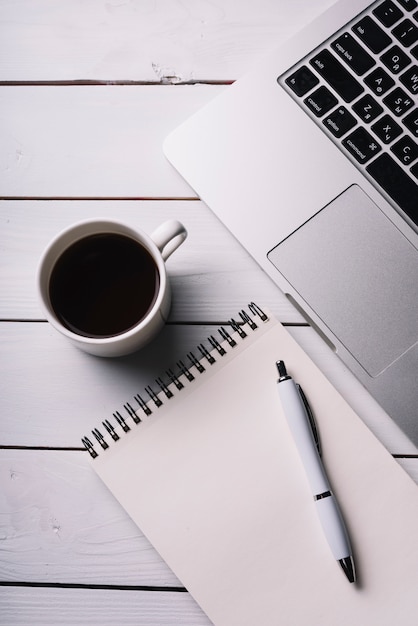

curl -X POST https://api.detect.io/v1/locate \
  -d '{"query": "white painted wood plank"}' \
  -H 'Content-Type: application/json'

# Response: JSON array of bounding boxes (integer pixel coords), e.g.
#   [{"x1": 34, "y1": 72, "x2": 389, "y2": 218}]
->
[
  {"x1": 0, "y1": 322, "x2": 219, "y2": 447},
  {"x1": 0, "y1": 200, "x2": 301, "y2": 322},
  {"x1": 1, "y1": 322, "x2": 416, "y2": 456},
  {"x1": 0, "y1": 85, "x2": 222, "y2": 197},
  {"x1": 1, "y1": 448, "x2": 416, "y2": 587},
  {"x1": 0, "y1": 0, "x2": 336, "y2": 82},
  {"x1": 0, "y1": 449, "x2": 179, "y2": 586},
  {"x1": 0, "y1": 586, "x2": 212, "y2": 626}
]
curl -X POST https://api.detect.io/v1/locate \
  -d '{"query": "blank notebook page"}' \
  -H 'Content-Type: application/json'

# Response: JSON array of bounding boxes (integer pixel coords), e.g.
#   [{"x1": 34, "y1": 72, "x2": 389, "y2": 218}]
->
[{"x1": 87, "y1": 308, "x2": 418, "y2": 626}]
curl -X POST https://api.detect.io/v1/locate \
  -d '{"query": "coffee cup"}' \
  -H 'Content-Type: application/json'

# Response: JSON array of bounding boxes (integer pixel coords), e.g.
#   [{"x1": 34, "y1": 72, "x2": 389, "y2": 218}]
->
[{"x1": 37, "y1": 219, "x2": 187, "y2": 356}]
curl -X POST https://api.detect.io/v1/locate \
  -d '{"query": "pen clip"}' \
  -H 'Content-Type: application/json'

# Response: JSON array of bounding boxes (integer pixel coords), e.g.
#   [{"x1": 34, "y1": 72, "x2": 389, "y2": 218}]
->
[{"x1": 296, "y1": 384, "x2": 322, "y2": 457}]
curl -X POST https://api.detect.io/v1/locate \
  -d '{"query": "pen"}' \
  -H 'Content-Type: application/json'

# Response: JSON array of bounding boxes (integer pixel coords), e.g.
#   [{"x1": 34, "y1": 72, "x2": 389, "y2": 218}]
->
[{"x1": 275, "y1": 360, "x2": 356, "y2": 583}]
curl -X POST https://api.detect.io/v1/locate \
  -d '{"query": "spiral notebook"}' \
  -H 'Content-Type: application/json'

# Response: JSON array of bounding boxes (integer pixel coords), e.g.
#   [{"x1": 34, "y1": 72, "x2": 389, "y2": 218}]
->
[{"x1": 82, "y1": 304, "x2": 418, "y2": 625}]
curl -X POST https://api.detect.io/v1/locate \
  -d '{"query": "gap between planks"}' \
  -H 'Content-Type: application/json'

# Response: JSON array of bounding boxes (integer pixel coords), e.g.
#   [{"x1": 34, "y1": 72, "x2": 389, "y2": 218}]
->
[
  {"x1": 0, "y1": 80, "x2": 234, "y2": 87},
  {"x1": 0, "y1": 581, "x2": 186, "y2": 592}
]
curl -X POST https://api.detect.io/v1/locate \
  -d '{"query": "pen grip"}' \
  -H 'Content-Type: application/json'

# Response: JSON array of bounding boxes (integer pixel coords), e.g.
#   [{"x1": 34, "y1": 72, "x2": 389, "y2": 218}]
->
[
  {"x1": 315, "y1": 494, "x2": 352, "y2": 559},
  {"x1": 278, "y1": 379, "x2": 330, "y2": 496}
]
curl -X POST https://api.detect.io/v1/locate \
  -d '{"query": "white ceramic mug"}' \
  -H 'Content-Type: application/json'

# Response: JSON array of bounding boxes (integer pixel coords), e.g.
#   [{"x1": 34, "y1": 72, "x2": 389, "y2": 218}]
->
[{"x1": 37, "y1": 219, "x2": 187, "y2": 357}]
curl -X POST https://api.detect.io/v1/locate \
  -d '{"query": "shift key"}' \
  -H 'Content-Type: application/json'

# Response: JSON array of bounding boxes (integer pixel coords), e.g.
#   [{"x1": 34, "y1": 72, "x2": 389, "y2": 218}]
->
[{"x1": 310, "y1": 49, "x2": 364, "y2": 102}]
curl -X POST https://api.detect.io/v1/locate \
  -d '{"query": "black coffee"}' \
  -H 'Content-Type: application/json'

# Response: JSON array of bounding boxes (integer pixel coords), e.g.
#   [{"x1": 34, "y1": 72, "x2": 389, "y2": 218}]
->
[{"x1": 49, "y1": 233, "x2": 160, "y2": 338}]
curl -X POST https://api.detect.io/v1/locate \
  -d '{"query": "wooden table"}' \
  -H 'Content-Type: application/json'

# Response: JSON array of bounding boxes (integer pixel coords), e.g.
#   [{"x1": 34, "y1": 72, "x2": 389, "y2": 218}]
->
[{"x1": 1, "y1": 2, "x2": 417, "y2": 624}]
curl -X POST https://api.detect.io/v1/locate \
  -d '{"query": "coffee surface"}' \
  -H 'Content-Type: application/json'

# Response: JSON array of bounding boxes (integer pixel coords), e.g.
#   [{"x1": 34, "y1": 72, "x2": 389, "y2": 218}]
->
[{"x1": 49, "y1": 233, "x2": 160, "y2": 338}]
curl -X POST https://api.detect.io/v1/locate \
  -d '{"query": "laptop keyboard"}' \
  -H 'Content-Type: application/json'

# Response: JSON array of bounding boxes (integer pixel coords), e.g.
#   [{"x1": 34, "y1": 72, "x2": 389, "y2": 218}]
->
[{"x1": 280, "y1": 0, "x2": 418, "y2": 227}]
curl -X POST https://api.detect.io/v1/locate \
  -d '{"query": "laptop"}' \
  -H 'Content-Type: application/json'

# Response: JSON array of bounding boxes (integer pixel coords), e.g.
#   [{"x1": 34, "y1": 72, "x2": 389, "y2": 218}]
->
[{"x1": 163, "y1": 0, "x2": 418, "y2": 447}]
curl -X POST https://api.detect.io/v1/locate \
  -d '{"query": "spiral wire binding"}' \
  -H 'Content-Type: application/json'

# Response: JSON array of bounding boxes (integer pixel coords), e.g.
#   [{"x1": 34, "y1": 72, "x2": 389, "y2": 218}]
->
[{"x1": 82, "y1": 303, "x2": 268, "y2": 458}]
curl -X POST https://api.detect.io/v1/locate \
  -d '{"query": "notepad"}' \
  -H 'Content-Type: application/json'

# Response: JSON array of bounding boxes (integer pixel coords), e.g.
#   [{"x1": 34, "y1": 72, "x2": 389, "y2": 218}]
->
[{"x1": 82, "y1": 304, "x2": 418, "y2": 625}]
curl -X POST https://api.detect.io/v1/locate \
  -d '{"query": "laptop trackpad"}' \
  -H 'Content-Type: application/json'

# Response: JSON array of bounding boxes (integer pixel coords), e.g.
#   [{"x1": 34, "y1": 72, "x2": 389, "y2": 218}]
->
[{"x1": 268, "y1": 185, "x2": 418, "y2": 377}]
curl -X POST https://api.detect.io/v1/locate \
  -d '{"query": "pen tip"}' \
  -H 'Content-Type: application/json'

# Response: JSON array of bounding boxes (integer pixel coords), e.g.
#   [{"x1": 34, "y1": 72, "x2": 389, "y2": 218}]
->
[{"x1": 339, "y1": 557, "x2": 356, "y2": 583}]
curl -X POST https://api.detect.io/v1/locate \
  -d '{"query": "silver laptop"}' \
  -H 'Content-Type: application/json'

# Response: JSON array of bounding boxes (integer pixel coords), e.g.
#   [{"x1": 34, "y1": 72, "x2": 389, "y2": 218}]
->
[{"x1": 164, "y1": 0, "x2": 418, "y2": 446}]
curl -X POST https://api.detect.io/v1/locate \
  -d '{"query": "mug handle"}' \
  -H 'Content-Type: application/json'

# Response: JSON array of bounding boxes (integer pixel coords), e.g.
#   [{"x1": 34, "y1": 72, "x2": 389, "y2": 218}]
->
[{"x1": 150, "y1": 220, "x2": 187, "y2": 261}]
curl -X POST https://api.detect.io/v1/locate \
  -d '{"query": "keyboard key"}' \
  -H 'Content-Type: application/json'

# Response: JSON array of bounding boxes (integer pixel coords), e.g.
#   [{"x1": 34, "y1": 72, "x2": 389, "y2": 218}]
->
[
  {"x1": 397, "y1": 0, "x2": 417, "y2": 10},
  {"x1": 352, "y1": 94, "x2": 384, "y2": 122},
  {"x1": 352, "y1": 16, "x2": 392, "y2": 53},
  {"x1": 331, "y1": 33, "x2": 375, "y2": 75},
  {"x1": 403, "y1": 108, "x2": 418, "y2": 136},
  {"x1": 411, "y1": 161, "x2": 418, "y2": 178},
  {"x1": 304, "y1": 86, "x2": 338, "y2": 117},
  {"x1": 372, "y1": 113, "x2": 403, "y2": 142},
  {"x1": 343, "y1": 127, "x2": 382, "y2": 163},
  {"x1": 373, "y1": 1, "x2": 404, "y2": 27},
  {"x1": 392, "y1": 18, "x2": 418, "y2": 45},
  {"x1": 399, "y1": 64, "x2": 418, "y2": 92},
  {"x1": 366, "y1": 153, "x2": 418, "y2": 222},
  {"x1": 383, "y1": 86, "x2": 414, "y2": 114},
  {"x1": 411, "y1": 43, "x2": 418, "y2": 58},
  {"x1": 285, "y1": 66, "x2": 319, "y2": 96},
  {"x1": 310, "y1": 49, "x2": 364, "y2": 102},
  {"x1": 391, "y1": 135, "x2": 418, "y2": 163},
  {"x1": 323, "y1": 106, "x2": 357, "y2": 137},
  {"x1": 364, "y1": 66, "x2": 396, "y2": 94},
  {"x1": 380, "y1": 45, "x2": 411, "y2": 72}
]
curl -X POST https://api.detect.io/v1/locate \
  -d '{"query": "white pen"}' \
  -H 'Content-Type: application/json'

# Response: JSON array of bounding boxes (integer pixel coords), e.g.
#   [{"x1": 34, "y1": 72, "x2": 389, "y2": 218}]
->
[{"x1": 276, "y1": 360, "x2": 356, "y2": 583}]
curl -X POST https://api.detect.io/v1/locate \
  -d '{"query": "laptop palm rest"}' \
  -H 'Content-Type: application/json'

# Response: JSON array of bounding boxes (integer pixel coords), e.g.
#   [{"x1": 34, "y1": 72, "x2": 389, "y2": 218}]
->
[{"x1": 268, "y1": 185, "x2": 418, "y2": 378}]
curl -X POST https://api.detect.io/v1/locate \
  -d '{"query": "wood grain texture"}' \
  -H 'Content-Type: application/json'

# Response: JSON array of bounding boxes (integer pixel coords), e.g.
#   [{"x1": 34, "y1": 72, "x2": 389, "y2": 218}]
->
[
  {"x1": 0, "y1": 0, "x2": 336, "y2": 82},
  {"x1": 0, "y1": 449, "x2": 179, "y2": 586},
  {"x1": 0, "y1": 85, "x2": 222, "y2": 198},
  {"x1": 0, "y1": 586, "x2": 212, "y2": 626}
]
